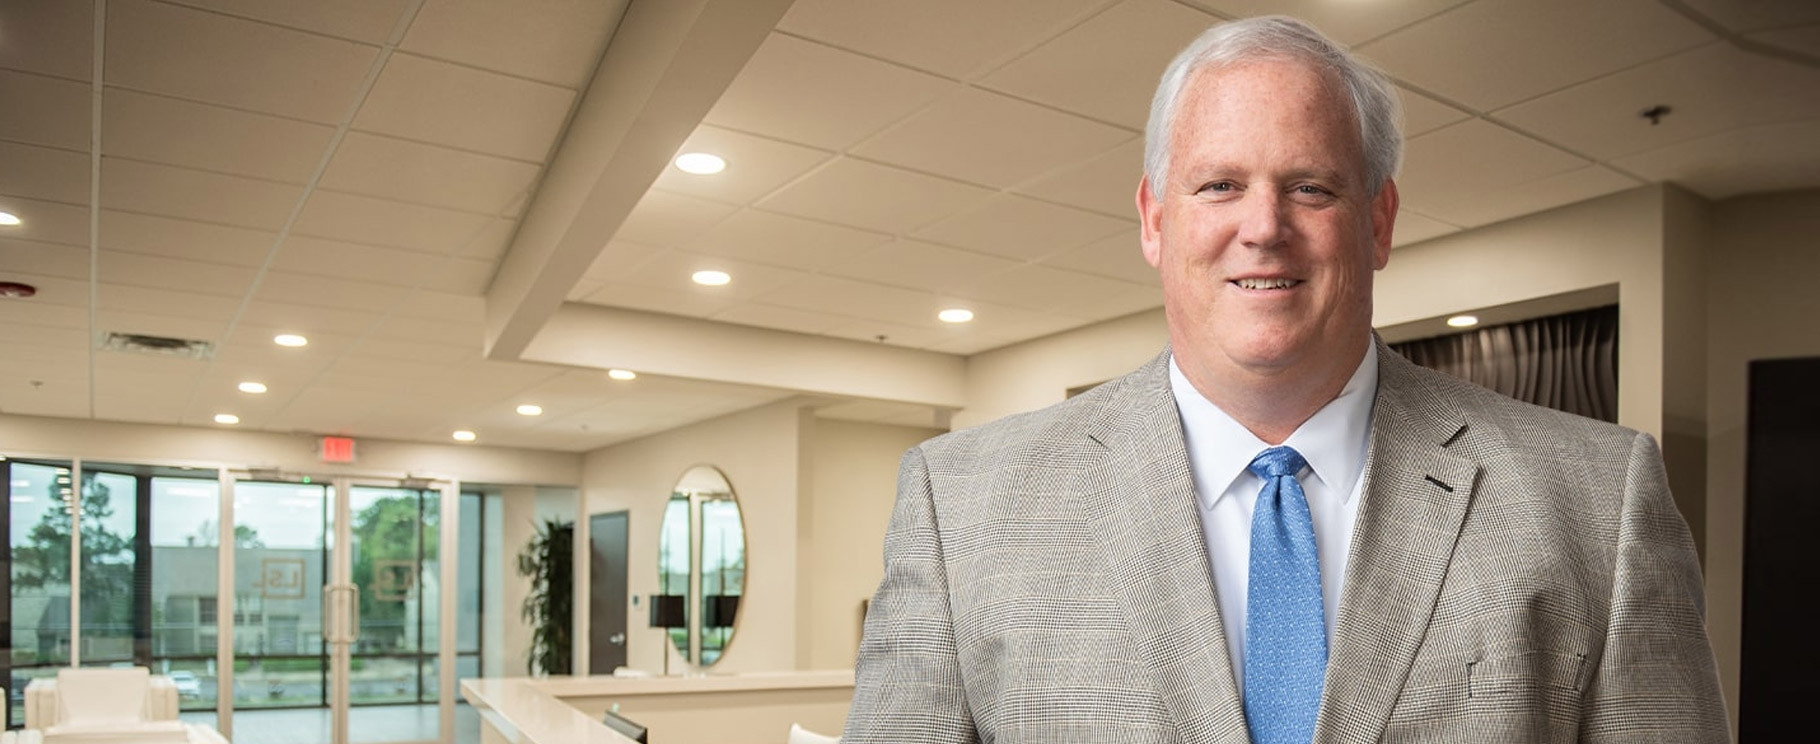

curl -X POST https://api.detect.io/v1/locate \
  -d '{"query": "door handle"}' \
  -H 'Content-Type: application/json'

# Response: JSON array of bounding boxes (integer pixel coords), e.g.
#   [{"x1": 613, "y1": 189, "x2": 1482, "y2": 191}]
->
[{"x1": 609, "y1": 633, "x2": 626, "y2": 646}]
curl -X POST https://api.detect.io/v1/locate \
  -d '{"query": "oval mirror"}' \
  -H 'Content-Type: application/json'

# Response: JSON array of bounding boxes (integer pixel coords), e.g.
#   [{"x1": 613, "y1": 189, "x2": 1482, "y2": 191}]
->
[{"x1": 657, "y1": 465, "x2": 745, "y2": 666}]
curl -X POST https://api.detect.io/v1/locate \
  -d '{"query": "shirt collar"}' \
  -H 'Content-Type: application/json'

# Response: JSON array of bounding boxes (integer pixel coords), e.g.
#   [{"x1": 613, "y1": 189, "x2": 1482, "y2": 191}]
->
[{"x1": 1168, "y1": 341, "x2": 1378, "y2": 505}]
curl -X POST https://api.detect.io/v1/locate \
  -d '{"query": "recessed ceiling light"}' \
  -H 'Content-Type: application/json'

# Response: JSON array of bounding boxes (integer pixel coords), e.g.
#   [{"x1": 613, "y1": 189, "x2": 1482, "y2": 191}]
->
[
  {"x1": 608, "y1": 369, "x2": 637, "y2": 381},
  {"x1": 274, "y1": 334, "x2": 308, "y2": 347},
  {"x1": 1446, "y1": 314, "x2": 1479, "y2": 328},
  {"x1": 452, "y1": 430, "x2": 477, "y2": 442},
  {"x1": 0, "y1": 212, "x2": 20, "y2": 226},
  {"x1": 692, "y1": 270, "x2": 731, "y2": 286},
  {"x1": 674, "y1": 152, "x2": 726, "y2": 175},
  {"x1": 938, "y1": 308, "x2": 975, "y2": 324},
  {"x1": 238, "y1": 381, "x2": 268, "y2": 394},
  {"x1": 516, "y1": 404, "x2": 543, "y2": 416},
  {"x1": 214, "y1": 413, "x2": 240, "y2": 425}
]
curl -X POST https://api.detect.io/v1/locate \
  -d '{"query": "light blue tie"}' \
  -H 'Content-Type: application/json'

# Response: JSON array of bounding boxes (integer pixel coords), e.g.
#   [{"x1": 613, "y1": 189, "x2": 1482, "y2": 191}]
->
[{"x1": 1244, "y1": 446, "x2": 1326, "y2": 744}]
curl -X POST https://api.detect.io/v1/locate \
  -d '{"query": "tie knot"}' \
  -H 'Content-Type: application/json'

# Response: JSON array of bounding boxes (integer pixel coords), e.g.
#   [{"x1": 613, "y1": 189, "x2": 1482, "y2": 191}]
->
[{"x1": 1248, "y1": 446, "x2": 1307, "y2": 480}]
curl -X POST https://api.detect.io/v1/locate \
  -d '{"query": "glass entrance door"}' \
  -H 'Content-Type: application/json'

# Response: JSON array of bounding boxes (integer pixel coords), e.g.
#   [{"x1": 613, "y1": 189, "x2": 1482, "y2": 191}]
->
[{"x1": 225, "y1": 475, "x2": 455, "y2": 744}]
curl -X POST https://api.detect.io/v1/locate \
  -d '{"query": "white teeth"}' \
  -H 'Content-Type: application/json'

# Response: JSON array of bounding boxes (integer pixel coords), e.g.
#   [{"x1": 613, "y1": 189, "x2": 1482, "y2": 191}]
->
[{"x1": 1235, "y1": 278, "x2": 1297, "y2": 290}]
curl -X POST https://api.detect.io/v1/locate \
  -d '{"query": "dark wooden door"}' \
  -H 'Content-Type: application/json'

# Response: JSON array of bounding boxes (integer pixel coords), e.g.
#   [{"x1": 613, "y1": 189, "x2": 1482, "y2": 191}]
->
[
  {"x1": 1741, "y1": 357, "x2": 1820, "y2": 739},
  {"x1": 589, "y1": 511, "x2": 630, "y2": 673}
]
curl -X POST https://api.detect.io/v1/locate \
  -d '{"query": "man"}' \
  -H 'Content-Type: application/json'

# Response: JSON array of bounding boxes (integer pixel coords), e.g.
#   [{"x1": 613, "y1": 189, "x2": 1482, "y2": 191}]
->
[{"x1": 841, "y1": 15, "x2": 1728, "y2": 744}]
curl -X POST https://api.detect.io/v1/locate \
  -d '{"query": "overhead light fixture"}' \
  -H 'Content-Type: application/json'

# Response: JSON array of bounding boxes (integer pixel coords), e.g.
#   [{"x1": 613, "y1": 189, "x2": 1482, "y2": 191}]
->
[
  {"x1": 452, "y1": 430, "x2": 477, "y2": 442},
  {"x1": 938, "y1": 308, "x2": 975, "y2": 324},
  {"x1": 214, "y1": 413, "x2": 240, "y2": 425},
  {"x1": 674, "y1": 152, "x2": 726, "y2": 175},
  {"x1": 1446, "y1": 314, "x2": 1479, "y2": 328},
  {"x1": 607, "y1": 369, "x2": 637, "y2": 381},
  {"x1": 516, "y1": 404, "x2": 543, "y2": 416},
  {"x1": 692, "y1": 270, "x2": 731, "y2": 286},
  {"x1": 0, "y1": 211, "x2": 20, "y2": 226},
  {"x1": 274, "y1": 334, "x2": 308, "y2": 347},
  {"x1": 238, "y1": 381, "x2": 268, "y2": 394}
]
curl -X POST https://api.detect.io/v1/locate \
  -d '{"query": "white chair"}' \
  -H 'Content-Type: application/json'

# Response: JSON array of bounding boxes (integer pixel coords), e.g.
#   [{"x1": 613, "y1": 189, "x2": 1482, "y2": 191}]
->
[
  {"x1": 787, "y1": 723, "x2": 840, "y2": 744},
  {"x1": 38, "y1": 667, "x2": 190, "y2": 744}
]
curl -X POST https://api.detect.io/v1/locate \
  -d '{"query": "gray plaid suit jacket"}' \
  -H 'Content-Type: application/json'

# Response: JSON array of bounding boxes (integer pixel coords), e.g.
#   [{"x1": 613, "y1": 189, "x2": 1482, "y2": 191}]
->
[{"x1": 843, "y1": 342, "x2": 1728, "y2": 743}]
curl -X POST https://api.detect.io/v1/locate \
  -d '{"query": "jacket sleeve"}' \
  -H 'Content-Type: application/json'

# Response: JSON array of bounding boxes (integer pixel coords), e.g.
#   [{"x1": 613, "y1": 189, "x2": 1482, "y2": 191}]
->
[
  {"x1": 841, "y1": 446, "x2": 980, "y2": 744},
  {"x1": 1580, "y1": 433, "x2": 1731, "y2": 742}
]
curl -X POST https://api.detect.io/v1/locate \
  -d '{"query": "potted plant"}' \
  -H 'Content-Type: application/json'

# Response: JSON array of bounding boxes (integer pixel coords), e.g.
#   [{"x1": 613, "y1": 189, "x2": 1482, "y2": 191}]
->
[{"x1": 516, "y1": 518, "x2": 574, "y2": 675}]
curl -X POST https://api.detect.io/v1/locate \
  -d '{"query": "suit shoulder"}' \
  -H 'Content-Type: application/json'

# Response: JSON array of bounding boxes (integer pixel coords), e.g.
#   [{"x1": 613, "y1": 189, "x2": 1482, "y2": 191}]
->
[
  {"x1": 916, "y1": 360, "x2": 1161, "y2": 469},
  {"x1": 1389, "y1": 353, "x2": 1643, "y2": 457}
]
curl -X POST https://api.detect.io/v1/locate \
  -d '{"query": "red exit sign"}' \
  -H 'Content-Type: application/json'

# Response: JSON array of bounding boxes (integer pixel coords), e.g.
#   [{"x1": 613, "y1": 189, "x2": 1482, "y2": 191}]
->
[{"x1": 319, "y1": 436, "x2": 357, "y2": 463}]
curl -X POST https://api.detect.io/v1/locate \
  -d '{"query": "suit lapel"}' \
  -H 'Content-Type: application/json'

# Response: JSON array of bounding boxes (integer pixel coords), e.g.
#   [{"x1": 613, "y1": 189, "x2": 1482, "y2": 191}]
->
[
  {"x1": 1079, "y1": 353, "x2": 1251, "y2": 744},
  {"x1": 1313, "y1": 345, "x2": 1479, "y2": 743}
]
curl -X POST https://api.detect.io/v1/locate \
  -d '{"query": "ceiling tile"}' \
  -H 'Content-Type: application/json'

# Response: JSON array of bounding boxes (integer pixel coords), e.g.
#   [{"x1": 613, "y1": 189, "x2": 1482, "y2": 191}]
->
[
  {"x1": 684, "y1": 210, "x2": 890, "y2": 272},
  {"x1": 1495, "y1": 42, "x2": 1820, "y2": 160},
  {"x1": 421, "y1": 256, "x2": 495, "y2": 295},
  {"x1": 0, "y1": 197, "x2": 89, "y2": 246},
  {"x1": 0, "y1": 297, "x2": 87, "y2": 329},
  {"x1": 319, "y1": 132, "x2": 541, "y2": 215},
  {"x1": 0, "y1": 388, "x2": 89, "y2": 418},
  {"x1": 97, "y1": 283, "x2": 240, "y2": 321},
  {"x1": 707, "y1": 303, "x2": 845, "y2": 336},
  {"x1": 1411, "y1": 165, "x2": 1642, "y2": 228},
  {"x1": 779, "y1": 0, "x2": 1114, "y2": 79},
  {"x1": 1399, "y1": 86, "x2": 1472, "y2": 138},
  {"x1": 255, "y1": 271, "x2": 409, "y2": 314},
  {"x1": 1038, "y1": 228, "x2": 1159, "y2": 286},
  {"x1": 398, "y1": 0, "x2": 621, "y2": 88},
  {"x1": 652, "y1": 126, "x2": 833, "y2": 206},
  {"x1": 94, "y1": 370, "x2": 198, "y2": 424},
  {"x1": 342, "y1": 337, "x2": 475, "y2": 365},
  {"x1": 239, "y1": 300, "x2": 383, "y2": 337},
  {"x1": 101, "y1": 158, "x2": 303, "y2": 231},
  {"x1": 1183, "y1": 0, "x2": 1477, "y2": 45},
  {"x1": 0, "y1": 342, "x2": 89, "y2": 375},
  {"x1": 0, "y1": 141, "x2": 90, "y2": 205},
  {"x1": 102, "y1": 89, "x2": 336, "y2": 183},
  {"x1": 614, "y1": 190, "x2": 742, "y2": 248},
  {"x1": 704, "y1": 33, "x2": 954, "y2": 151},
  {"x1": 365, "y1": 314, "x2": 481, "y2": 346},
  {"x1": 947, "y1": 263, "x2": 1158, "y2": 315},
  {"x1": 165, "y1": 0, "x2": 411, "y2": 44},
  {"x1": 819, "y1": 239, "x2": 1019, "y2": 294},
  {"x1": 0, "y1": 0, "x2": 92, "y2": 80},
  {"x1": 293, "y1": 190, "x2": 495, "y2": 254},
  {"x1": 1613, "y1": 119, "x2": 1820, "y2": 199},
  {"x1": 1359, "y1": 0, "x2": 1712, "y2": 110},
  {"x1": 0, "y1": 323, "x2": 88, "y2": 350},
  {"x1": 749, "y1": 274, "x2": 950, "y2": 328},
  {"x1": 1012, "y1": 138, "x2": 1143, "y2": 218},
  {"x1": 1748, "y1": 24, "x2": 1820, "y2": 57},
  {"x1": 981, "y1": 0, "x2": 1214, "y2": 129},
  {"x1": 0, "y1": 272, "x2": 86, "y2": 308},
  {"x1": 0, "y1": 70, "x2": 91, "y2": 151},
  {"x1": 756, "y1": 157, "x2": 993, "y2": 234},
  {"x1": 99, "y1": 212, "x2": 275, "y2": 267},
  {"x1": 275, "y1": 236, "x2": 454, "y2": 286},
  {"x1": 394, "y1": 290, "x2": 483, "y2": 322},
  {"x1": 579, "y1": 282, "x2": 741, "y2": 318},
  {"x1": 581, "y1": 240, "x2": 667, "y2": 282},
  {"x1": 820, "y1": 318, "x2": 953, "y2": 349},
  {"x1": 1390, "y1": 209, "x2": 1463, "y2": 247},
  {"x1": 97, "y1": 250, "x2": 259, "y2": 298},
  {"x1": 0, "y1": 237, "x2": 90, "y2": 280},
  {"x1": 105, "y1": 0, "x2": 379, "y2": 124},
  {"x1": 851, "y1": 87, "x2": 1133, "y2": 189},
  {"x1": 617, "y1": 249, "x2": 810, "y2": 304},
  {"x1": 566, "y1": 279, "x2": 603, "y2": 301},
  {"x1": 1397, "y1": 120, "x2": 1590, "y2": 217},
  {"x1": 354, "y1": 52, "x2": 575, "y2": 161},
  {"x1": 913, "y1": 194, "x2": 1133, "y2": 262},
  {"x1": 1679, "y1": 0, "x2": 1820, "y2": 33}
]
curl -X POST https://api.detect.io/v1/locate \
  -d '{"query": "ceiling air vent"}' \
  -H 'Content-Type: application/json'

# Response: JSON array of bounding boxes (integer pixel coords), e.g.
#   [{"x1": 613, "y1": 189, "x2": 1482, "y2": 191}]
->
[{"x1": 100, "y1": 332, "x2": 216, "y2": 360}]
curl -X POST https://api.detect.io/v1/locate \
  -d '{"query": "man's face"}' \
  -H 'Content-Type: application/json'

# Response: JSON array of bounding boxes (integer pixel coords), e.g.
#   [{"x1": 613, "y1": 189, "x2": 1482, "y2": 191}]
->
[{"x1": 1138, "y1": 58, "x2": 1397, "y2": 388}]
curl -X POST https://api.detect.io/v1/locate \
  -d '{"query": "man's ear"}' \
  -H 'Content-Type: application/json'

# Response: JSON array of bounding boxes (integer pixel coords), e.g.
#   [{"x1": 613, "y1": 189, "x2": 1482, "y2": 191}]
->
[
  {"x1": 1370, "y1": 178, "x2": 1399, "y2": 270},
  {"x1": 1137, "y1": 176, "x2": 1164, "y2": 269}
]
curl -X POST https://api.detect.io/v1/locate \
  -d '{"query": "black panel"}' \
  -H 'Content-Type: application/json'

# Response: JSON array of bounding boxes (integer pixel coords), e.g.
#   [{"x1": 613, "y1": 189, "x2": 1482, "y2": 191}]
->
[{"x1": 1740, "y1": 357, "x2": 1820, "y2": 739}]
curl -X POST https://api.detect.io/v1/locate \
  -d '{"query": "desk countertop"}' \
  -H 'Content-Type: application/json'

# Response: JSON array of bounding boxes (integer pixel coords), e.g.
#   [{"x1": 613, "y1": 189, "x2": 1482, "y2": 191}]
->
[{"x1": 460, "y1": 670, "x2": 856, "y2": 744}]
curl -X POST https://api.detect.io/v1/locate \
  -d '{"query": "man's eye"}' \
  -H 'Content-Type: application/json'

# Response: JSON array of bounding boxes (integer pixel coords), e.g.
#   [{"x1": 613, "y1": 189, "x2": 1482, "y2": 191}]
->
[
  {"x1": 1200, "y1": 182, "x2": 1235, "y2": 193},
  {"x1": 1294, "y1": 185, "x2": 1328, "y2": 195}
]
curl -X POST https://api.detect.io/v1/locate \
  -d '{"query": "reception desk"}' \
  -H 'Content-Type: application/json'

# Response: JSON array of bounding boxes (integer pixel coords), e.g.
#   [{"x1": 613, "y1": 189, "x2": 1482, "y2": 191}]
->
[{"x1": 461, "y1": 670, "x2": 853, "y2": 744}]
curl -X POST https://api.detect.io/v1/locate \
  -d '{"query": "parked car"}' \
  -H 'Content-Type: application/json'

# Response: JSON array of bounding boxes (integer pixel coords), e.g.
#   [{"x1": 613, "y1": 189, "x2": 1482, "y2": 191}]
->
[{"x1": 167, "y1": 671, "x2": 201, "y2": 699}]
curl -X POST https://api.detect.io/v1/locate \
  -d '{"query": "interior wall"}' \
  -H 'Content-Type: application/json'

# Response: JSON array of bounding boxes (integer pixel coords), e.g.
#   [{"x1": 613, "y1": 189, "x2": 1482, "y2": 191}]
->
[
  {"x1": 1701, "y1": 187, "x2": 1820, "y2": 732},
  {"x1": 804, "y1": 419, "x2": 944, "y2": 669},
  {"x1": 582, "y1": 399, "x2": 810, "y2": 675}
]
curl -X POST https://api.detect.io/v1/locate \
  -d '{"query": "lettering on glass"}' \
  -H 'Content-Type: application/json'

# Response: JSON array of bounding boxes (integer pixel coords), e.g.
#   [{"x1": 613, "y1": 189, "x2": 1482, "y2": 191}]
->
[{"x1": 262, "y1": 558, "x2": 306, "y2": 599}]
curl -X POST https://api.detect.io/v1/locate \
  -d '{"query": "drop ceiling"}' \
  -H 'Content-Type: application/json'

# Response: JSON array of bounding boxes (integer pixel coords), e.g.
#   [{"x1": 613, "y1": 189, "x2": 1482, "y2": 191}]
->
[{"x1": 1, "y1": 0, "x2": 1816, "y2": 451}]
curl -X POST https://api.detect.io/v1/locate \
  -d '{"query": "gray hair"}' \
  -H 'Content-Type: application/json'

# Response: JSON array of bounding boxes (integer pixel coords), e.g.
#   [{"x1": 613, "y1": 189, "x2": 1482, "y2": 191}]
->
[{"x1": 1143, "y1": 16, "x2": 1403, "y2": 198}]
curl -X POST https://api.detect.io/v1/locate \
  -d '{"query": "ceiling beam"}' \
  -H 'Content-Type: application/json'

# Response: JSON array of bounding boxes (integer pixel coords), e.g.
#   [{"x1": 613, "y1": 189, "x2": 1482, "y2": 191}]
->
[
  {"x1": 483, "y1": 0, "x2": 793, "y2": 359},
  {"x1": 522, "y1": 304, "x2": 969, "y2": 409}
]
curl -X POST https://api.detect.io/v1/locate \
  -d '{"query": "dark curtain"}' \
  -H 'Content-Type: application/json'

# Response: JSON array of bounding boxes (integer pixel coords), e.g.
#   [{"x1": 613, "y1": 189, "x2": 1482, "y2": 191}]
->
[{"x1": 1389, "y1": 305, "x2": 1619, "y2": 423}]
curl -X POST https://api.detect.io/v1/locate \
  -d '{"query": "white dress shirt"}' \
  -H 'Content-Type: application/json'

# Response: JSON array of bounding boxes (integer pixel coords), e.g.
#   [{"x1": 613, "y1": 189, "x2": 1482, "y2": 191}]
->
[{"x1": 1168, "y1": 342, "x2": 1377, "y2": 695}]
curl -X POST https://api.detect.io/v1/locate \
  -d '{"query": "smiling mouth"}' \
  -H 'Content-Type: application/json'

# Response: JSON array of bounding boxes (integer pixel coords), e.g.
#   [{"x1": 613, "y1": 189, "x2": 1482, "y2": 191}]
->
[{"x1": 1232, "y1": 278, "x2": 1301, "y2": 290}]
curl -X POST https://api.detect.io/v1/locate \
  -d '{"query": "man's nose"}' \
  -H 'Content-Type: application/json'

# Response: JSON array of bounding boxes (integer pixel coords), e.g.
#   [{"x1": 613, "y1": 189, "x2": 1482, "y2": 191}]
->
[{"x1": 1237, "y1": 190, "x2": 1287, "y2": 249}]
